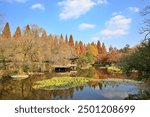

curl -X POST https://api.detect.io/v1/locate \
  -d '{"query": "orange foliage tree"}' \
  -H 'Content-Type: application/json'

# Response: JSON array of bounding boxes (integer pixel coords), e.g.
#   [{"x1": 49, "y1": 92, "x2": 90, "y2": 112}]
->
[
  {"x1": 65, "y1": 35, "x2": 69, "y2": 44},
  {"x1": 69, "y1": 34, "x2": 74, "y2": 47},
  {"x1": 13, "y1": 26, "x2": 21, "y2": 40},
  {"x1": 59, "y1": 34, "x2": 64, "y2": 44},
  {"x1": 75, "y1": 41, "x2": 80, "y2": 54},
  {"x1": 101, "y1": 43, "x2": 107, "y2": 54},
  {"x1": 2, "y1": 22, "x2": 11, "y2": 39},
  {"x1": 79, "y1": 41, "x2": 86, "y2": 55},
  {"x1": 97, "y1": 40, "x2": 102, "y2": 54},
  {"x1": 41, "y1": 31, "x2": 47, "y2": 40},
  {"x1": 24, "y1": 25, "x2": 31, "y2": 35}
]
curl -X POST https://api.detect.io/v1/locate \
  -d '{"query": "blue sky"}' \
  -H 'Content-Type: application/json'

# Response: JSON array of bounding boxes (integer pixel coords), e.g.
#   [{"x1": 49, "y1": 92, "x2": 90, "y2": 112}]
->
[{"x1": 0, "y1": 0, "x2": 149, "y2": 49}]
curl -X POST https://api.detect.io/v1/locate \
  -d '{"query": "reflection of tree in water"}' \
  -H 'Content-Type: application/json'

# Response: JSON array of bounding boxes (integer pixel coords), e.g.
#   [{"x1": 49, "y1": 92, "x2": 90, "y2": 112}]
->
[
  {"x1": 59, "y1": 90, "x2": 65, "y2": 99},
  {"x1": 31, "y1": 90, "x2": 52, "y2": 100},
  {"x1": 76, "y1": 86, "x2": 79, "y2": 91},
  {"x1": 0, "y1": 78, "x2": 32, "y2": 99},
  {"x1": 79, "y1": 86, "x2": 84, "y2": 91},
  {"x1": 69, "y1": 87, "x2": 74, "y2": 99},
  {"x1": 77, "y1": 67, "x2": 97, "y2": 78},
  {"x1": 104, "y1": 83, "x2": 107, "y2": 88},
  {"x1": 45, "y1": 87, "x2": 76, "y2": 99},
  {"x1": 98, "y1": 83, "x2": 102, "y2": 90},
  {"x1": 65, "y1": 89, "x2": 70, "y2": 99},
  {"x1": 87, "y1": 82, "x2": 92, "y2": 88},
  {"x1": 91, "y1": 81, "x2": 98, "y2": 89},
  {"x1": 102, "y1": 81, "x2": 123, "y2": 89}
]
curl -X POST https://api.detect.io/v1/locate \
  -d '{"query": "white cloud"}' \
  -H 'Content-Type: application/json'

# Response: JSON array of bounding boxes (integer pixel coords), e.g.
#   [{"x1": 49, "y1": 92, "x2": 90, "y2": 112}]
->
[
  {"x1": 31, "y1": 3, "x2": 45, "y2": 11},
  {"x1": 100, "y1": 29, "x2": 126, "y2": 36},
  {"x1": 97, "y1": 0, "x2": 108, "y2": 4},
  {"x1": 100, "y1": 15, "x2": 132, "y2": 38},
  {"x1": 106, "y1": 15, "x2": 131, "y2": 30},
  {"x1": 128, "y1": 7, "x2": 139, "y2": 13},
  {"x1": 79, "y1": 23, "x2": 96, "y2": 30},
  {"x1": 58, "y1": 0, "x2": 107, "y2": 20},
  {"x1": 112, "y1": 11, "x2": 122, "y2": 16}
]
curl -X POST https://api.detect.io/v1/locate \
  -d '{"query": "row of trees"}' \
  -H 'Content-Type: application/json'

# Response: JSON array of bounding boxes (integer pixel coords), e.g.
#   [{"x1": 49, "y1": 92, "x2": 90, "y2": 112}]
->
[
  {"x1": 0, "y1": 22, "x2": 108, "y2": 56},
  {"x1": 0, "y1": 23, "x2": 75, "y2": 72},
  {"x1": 0, "y1": 22, "x2": 138, "y2": 75},
  {"x1": 0, "y1": 22, "x2": 111, "y2": 72}
]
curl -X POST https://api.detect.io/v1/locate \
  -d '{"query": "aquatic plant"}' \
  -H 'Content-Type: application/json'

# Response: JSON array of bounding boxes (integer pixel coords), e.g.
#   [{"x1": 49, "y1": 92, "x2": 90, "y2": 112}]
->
[{"x1": 33, "y1": 77, "x2": 90, "y2": 90}]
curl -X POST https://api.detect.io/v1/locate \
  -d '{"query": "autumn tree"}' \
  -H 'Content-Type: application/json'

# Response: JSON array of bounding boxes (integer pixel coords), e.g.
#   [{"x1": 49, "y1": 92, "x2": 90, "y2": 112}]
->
[
  {"x1": 109, "y1": 45, "x2": 113, "y2": 52},
  {"x1": 65, "y1": 35, "x2": 69, "y2": 44},
  {"x1": 24, "y1": 24, "x2": 32, "y2": 36},
  {"x1": 95, "y1": 42, "x2": 108, "y2": 66},
  {"x1": 13, "y1": 26, "x2": 21, "y2": 40},
  {"x1": 97, "y1": 40, "x2": 102, "y2": 54},
  {"x1": 75, "y1": 41, "x2": 80, "y2": 54},
  {"x1": 53, "y1": 35, "x2": 59, "y2": 46},
  {"x1": 59, "y1": 34, "x2": 64, "y2": 44},
  {"x1": 34, "y1": 30, "x2": 40, "y2": 40},
  {"x1": 30, "y1": 24, "x2": 44, "y2": 40},
  {"x1": 106, "y1": 48, "x2": 122, "y2": 64},
  {"x1": 2, "y1": 22, "x2": 11, "y2": 39},
  {"x1": 25, "y1": 25, "x2": 30, "y2": 33},
  {"x1": 41, "y1": 31, "x2": 47, "y2": 40},
  {"x1": 87, "y1": 43, "x2": 98, "y2": 57},
  {"x1": 101, "y1": 43, "x2": 107, "y2": 54},
  {"x1": 79, "y1": 41, "x2": 86, "y2": 55},
  {"x1": 69, "y1": 34, "x2": 74, "y2": 47},
  {"x1": 0, "y1": 39, "x2": 14, "y2": 70},
  {"x1": 86, "y1": 51, "x2": 94, "y2": 64},
  {"x1": 48, "y1": 34, "x2": 53, "y2": 41}
]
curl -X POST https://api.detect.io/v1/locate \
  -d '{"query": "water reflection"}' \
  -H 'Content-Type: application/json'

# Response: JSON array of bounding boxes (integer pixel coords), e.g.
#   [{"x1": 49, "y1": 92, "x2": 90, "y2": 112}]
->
[{"x1": 0, "y1": 76, "x2": 143, "y2": 100}]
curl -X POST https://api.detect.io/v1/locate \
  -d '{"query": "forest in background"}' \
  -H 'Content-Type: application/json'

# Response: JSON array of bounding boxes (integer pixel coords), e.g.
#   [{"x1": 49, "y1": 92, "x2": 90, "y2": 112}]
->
[{"x1": 0, "y1": 22, "x2": 135, "y2": 74}]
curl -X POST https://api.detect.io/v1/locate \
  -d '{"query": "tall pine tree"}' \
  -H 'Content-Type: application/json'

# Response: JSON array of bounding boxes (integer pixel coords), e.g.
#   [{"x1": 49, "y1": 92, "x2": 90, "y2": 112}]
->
[
  {"x1": 41, "y1": 31, "x2": 47, "y2": 40},
  {"x1": 13, "y1": 26, "x2": 21, "y2": 40},
  {"x1": 59, "y1": 34, "x2": 64, "y2": 44},
  {"x1": 102, "y1": 43, "x2": 107, "y2": 54},
  {"x1": 2, "y1": 22, "x2": 11, "y2": 39},
  {"x1": 79, "y1": 41, "x2": 86, "y2": 55},
  {"x1": 24, "y1": 24, "x2": 31, "y2": 36},
  {"x1": 34, "y1": 30, "x2": 40, "y2": 40},
  {"x1": 48, "y1": 34, "x2": 53, "y2": 41},
  {"x1": 75, "y1": 41, "x2": 80, "y2": 54},
  {"x1": 69, "y1": 34, "x2": 74, "y2": 47},
  {"x1": 97, "y1": 40, "x2": 102, "y2": 54},
  {"x1": 65, "y1": 35, "x2": 69, "y2": 44}
]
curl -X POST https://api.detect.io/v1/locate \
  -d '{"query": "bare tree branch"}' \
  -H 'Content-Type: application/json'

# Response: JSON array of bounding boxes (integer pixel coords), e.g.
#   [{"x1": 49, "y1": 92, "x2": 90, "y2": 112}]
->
[
  {"x1": 140, "y1": 6, "x2": 150, "y2": 40},
  {"x1": 140, "y1": 6, "x2": 150, "y2": 16}
]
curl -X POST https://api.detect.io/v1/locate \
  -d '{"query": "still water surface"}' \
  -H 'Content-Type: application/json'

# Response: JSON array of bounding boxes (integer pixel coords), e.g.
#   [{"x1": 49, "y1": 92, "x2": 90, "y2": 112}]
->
[{"x1": 0, "y1": 76, "x2": 142, "y2": 100}]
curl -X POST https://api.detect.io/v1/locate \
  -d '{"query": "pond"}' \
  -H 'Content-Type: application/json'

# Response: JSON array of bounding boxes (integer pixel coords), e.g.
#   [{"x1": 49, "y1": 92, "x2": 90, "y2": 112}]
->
[{"x1": 0, "y1": 74, "x2": 149, "y2": 100}]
